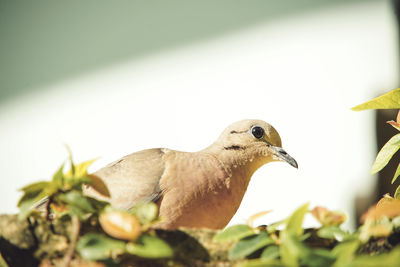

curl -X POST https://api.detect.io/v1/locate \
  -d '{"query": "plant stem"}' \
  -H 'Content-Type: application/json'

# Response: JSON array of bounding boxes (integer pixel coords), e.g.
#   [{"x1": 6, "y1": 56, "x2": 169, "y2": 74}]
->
[{"x1": 60, "y1": 215, "x2": 80, "y2": 267}]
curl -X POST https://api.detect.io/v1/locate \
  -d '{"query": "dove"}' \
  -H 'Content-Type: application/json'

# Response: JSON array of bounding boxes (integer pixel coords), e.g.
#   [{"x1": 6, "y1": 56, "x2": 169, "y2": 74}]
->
[{"x1": 84, "y1": 119, "x2": 297, "y2": 229}]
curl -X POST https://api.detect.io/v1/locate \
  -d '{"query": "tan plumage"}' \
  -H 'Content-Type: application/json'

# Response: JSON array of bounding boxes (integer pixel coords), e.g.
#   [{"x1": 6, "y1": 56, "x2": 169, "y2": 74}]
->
[{"x1": 84, "y1": 119, "x2": 297, "y2": 229}]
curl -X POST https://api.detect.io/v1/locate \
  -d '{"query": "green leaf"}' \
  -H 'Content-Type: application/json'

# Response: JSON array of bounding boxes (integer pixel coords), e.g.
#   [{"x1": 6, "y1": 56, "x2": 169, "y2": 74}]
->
[
  {"x1": 261, "y1": 245, "x2": 280, "y2": 260},
  {"x1": 126, "y1": 234, "x2": 173, "y2": 259},
  {"x1": 348, "y1": 246, "x2": 400, "y2": 267},
  {"x1": 351, "y1": 88, "x2": 400, "y2": 111},
  {"x1": 130, "y1": 202, "x2": 159, "y2": 225},
  {"x1": 17, "y1": 181, "x2": 49, "y2": 207},
  {"x1": 17, "y1": 181, "x2": 55, "y2": 220},
  {"x1": 286, "y1": 203, "x2": 309, "y2": 236},
  {"x1": 266, "y1": 220, "x2": 285, "y2": 234},
  {"x1": 19, "y1": 181, "x2": 49, "y2": 194},
  {"x1": 213, "y1": 224, "x2": 255, "y2": 242},
  {"x1": 58, "y1": 190, "x2": 94, "y2": 212},
  {"x1": 65, "y1": 158, "x2": 97, "y2": 178},
  {"x1": 332, "y1": 239, "x2": 360, "y2": 267},
  {"x1": 371, "y1": 134, "x2": 400, "y2": 174},
  {"x1": 77, "y1": 233, "x2": 126, "y2": 261},
  {"x1": 52, "y1": 163, "x2": 65, "y2": 189},
  {"x1": 87, "y1": 197, "x2": 109, "y2": 212},
  {"x1": 278, "y1": 203, "x2": 311, "y2": 267},
  {"x1": 301, "y1": 248, "x2": 336, "y2": 267},
  {"x1": 235, "y1": 258, "x2": 285, "y2": 267},
  {"x1": 18, "y1": 197, "x2": 40, "y2": 220},
  {"x1": 228, "y1": 232, "x2": 274, "y2": 260},
  {"x1": 317, "y1": 226, "x2": 348, "y2": 240},
  {"x1": 392, "y1": 163, "x2": 400, "y2": 184},
  {"x1": 279, "y1": 232, "x2": 309, "y2": 267},
  {"x1": 65, "y1": 144, "x2": 75, "y2": 175}
]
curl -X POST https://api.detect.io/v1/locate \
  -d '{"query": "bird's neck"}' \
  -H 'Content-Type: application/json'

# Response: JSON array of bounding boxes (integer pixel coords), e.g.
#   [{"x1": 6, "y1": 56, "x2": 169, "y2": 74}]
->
[{"x1": 202, "y1": 145, "x2": 268, "y2": 182}]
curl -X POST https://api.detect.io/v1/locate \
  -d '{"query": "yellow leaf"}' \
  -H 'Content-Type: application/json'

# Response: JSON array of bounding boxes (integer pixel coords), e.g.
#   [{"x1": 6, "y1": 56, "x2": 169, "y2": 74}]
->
[
  {"x1": 351, "y1": 88, "x2": 400, "y2": 111},
  {"x1": 246, "y1": 210, "x2": 272, "y2": 227},
  {"x1": 392, "y1": 163, "x2": 400, "y2": 184},
  {"x1": 65, "y1": 158, "x2": 97, "y2": 178},
  {"x1": 397, "y1": 110, "x2": 400, "y2": 123}
]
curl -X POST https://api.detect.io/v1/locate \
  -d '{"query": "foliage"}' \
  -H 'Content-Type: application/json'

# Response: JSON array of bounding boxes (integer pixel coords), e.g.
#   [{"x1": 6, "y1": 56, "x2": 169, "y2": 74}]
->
[
  {"x1": 215, "y1": 203, "x2": 400, "y2": 267},
  {"x1": 352, "y1": 88, "x2": 400, "y2": 190},
  {"x1": 5, "y1": 90, "x2": 400, "y2": 266},
  {"x1": 14, "y1": 151, "x2": 174, "y2": 267}
]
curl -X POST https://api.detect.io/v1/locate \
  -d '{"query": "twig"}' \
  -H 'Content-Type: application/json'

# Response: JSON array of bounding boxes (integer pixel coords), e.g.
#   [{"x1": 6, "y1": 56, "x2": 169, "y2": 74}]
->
[{"x1": 60, "y1": 215, "x2": 80, "y2": 267}]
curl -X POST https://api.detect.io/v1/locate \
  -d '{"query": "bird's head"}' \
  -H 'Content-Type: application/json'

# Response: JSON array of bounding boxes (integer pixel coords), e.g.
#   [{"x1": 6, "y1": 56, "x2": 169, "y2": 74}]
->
[{"x1": 212, "y1": 119, "x2": 298, "y2": 169}]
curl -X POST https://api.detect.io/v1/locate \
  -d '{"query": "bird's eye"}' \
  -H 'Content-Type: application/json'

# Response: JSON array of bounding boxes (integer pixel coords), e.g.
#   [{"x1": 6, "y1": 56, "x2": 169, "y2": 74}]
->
[{"x1": 251, "y1": 126, "x2": 264, "y2": 139}]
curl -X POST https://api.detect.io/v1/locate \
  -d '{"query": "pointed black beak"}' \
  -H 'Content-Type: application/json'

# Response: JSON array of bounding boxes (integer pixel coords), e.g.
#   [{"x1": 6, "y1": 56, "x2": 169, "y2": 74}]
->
[{"x1": 272, "y1": 146, "x2": 298, "y2": 169}]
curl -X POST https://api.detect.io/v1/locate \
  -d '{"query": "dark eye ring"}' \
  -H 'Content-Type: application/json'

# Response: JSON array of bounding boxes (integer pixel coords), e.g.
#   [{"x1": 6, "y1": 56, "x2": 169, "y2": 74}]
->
[{"x1": 251, "y1": 126, "x2": 264, "y2": 139}]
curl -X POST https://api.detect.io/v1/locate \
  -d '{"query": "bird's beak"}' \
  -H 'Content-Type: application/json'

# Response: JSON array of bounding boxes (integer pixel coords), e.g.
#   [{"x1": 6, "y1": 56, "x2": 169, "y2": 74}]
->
[{"x1": 271, "y1": 146, "x2": 298, "y2": 169}]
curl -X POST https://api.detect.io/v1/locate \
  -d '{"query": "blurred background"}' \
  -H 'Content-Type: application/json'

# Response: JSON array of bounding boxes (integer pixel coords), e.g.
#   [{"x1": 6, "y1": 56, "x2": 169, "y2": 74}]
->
[{"x1": 0, "y1": 0, "x2": 399, "y2": 229}]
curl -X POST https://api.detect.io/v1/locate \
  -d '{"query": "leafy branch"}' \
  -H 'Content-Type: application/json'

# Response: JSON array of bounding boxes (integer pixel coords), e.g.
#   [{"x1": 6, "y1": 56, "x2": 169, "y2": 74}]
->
[
  {"x1": 352, "y1": 88, "x2": 400, "y2": 197},
  {"x1": 14, "y1": 151, "x2": 173, "y2": 266}
]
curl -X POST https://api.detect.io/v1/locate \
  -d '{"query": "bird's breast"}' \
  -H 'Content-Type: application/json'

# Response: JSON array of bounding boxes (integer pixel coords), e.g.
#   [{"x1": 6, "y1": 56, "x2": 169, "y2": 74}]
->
[{"x1": 158, "y1": 151, "x2": 251, "y2": 229}]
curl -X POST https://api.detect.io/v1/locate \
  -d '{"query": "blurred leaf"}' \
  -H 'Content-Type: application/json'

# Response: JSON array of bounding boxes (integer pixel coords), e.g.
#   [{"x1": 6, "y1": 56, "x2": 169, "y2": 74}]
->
[
  {"x1": 359, "y1": 217, "x2": 393, "y2": 243},
  {"x1": 130, "y1": 202, "x2": 158, "y2": 225},
  {"x1": 18, "y1": 197, "x2": 43, "y2": 220},
  {"x1": 17, "y1": 183, "x2": 48, "y2": 208},
  {"x1": 371, "y1": 133, "x2": 400, "y2": 174},
  {"x1": 246, "y1": 210, "x2": 271, "y2": 226},
  {"x1": 387, "y1": 120, "x2": 400, "y2": 131},
  {"x1": 311, "y1": 206, "x2": 346, "y2": 227},
  {"x1": 279, "y1": 231, "x2": 309, "y2": 267},
  {"x1": 331, "y1": 239, "x2": 360, "y2": 267},
  {"x1": 266, "y1": 220, "x2": 285, "y2": 234},
  {"x1": 279, "y1": 203, "x2": 310, "y2": 267},
  {"x1": 286, "y1": 203, "x2": 309, "y2": 236},
  {"x1": 361, "y1": 196, "x2": 400, "y2": 222},
  {"x1": 392, "y1": 163, "x2": 400, "y2": 184},
  {"x1": 87, "y1": 197, "x2": 109, "y2": 212},
  {"x1": 348, "y1": 246, "x2": 400, "y2": 267},
  {"x1": 58, "y1": 190, "x2": 95, "y2": 213},
  {"x1": 229, "y1": 232, "x2": 274, "y2": 260},
  {"x1": 351, "y1": 88, "x2": 400, "y2": 111},
  {"x1": 213, "y1": 224, "x2": 255, "y2": 243},
  {"x1": 18, "y1": 181, "x2": 56, "y2": 220},
  {"x1": 260, "y1": 245, "x2": 280, "y2": 260},
  {"x1": 317, "y1": 226, "x2": 348, "y2": 241},
  {"x1": 301, "y1": 248, "x2": 335, "y2": 267},
  {"x1": 19, "y1": 181, "x2": 49, "y2": 195},
  {"x1": 65, "y1": 176, "x2": 92, "y2": 191},
  {"x1": 65, "y1": 158, "x2": 97, "y2": 179},
  {"x1": 126, "y1": 234, "x2": 173, "y2": 259},
  {"x1": 51, "y1": 163, "x2": 65, "y2": 189},
  {"x1": 395, "y1": 186, "x2": 400, "y2": 200},
  {"x1": 65, "y1": 144, "x2": 75, "y2": 175},
  {"x1": 0, "y1": 252, "x2": 9, "y2": 267},
  {"x1": 236, "y1": 258, "x2": 284, "y2": 267},
  {"x1": 392, "y1": 216, "x2": 400, "y2": 228},
  {"x1": 77, "y1": 233, "x2": 126, "y2": 261}
]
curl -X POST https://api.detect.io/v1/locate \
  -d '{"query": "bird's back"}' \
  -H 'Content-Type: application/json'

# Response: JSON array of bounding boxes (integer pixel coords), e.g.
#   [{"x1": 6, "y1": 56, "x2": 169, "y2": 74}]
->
[{"x1": 84, "y1": 148, "x2": 166, "y2": 210}]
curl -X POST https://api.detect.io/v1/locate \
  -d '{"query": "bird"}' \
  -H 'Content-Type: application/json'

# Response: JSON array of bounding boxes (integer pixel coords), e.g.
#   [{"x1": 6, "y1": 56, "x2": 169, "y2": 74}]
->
[{"x1": 84, "y1": 119, "x2": 298, "y2": 230}]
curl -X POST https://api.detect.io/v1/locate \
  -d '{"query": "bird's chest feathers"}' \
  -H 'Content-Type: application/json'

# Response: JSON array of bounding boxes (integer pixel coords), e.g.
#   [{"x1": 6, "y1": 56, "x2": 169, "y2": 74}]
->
[{"x1": 159, "y1": 152, "x2": 251, "y2": 228}]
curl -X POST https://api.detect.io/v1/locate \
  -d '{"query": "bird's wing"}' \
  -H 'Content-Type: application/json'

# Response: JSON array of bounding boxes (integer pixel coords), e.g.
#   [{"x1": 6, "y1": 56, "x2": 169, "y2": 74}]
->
[{"x1": 84, "y1": 148, "x2": 166, "y2": 210}]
